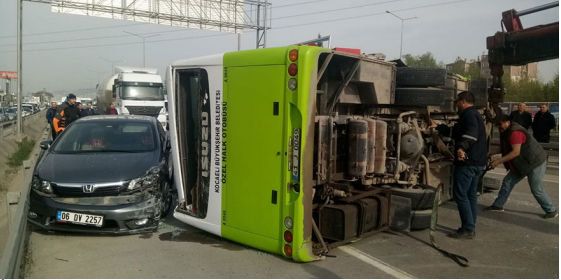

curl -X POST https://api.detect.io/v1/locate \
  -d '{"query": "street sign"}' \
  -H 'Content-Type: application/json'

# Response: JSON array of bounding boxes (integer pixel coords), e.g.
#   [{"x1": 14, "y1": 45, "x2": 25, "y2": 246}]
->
[{"x1": 0, "y1": 71, "x2": 18, "y2": 79}]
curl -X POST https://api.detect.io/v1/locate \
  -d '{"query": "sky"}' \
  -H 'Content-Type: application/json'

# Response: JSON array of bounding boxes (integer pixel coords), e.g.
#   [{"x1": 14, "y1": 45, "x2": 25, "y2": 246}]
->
[{"x1": 0, "y1": 0, "x2": 558, "y2": 97}]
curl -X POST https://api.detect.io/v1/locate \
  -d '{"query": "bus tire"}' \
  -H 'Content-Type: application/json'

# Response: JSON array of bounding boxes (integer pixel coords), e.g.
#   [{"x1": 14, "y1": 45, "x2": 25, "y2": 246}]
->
[
  {"x1": 410, "y1": 209, "x2": 432, "y2": 230},
  {"x1": 396, "y1": 67, "x2": 447, "y2": 87},
  {"x1": 391, "y1": 184, "x2": 437, "y2": 210},
  {"x1": 394, "y1": 88, "x2": 445, "y2": 106}
]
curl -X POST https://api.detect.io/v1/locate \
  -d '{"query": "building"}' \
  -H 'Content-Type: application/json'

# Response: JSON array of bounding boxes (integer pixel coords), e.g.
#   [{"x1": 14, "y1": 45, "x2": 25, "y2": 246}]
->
[{"x1": 480, "y1": 53, "x2": 538, "y2": 81}]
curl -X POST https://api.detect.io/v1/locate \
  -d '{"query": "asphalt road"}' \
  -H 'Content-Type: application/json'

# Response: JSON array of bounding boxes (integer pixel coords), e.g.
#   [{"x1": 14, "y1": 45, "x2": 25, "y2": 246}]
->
[{"x1": 25, "y1": 167, "x2": 559, "y2": 279}]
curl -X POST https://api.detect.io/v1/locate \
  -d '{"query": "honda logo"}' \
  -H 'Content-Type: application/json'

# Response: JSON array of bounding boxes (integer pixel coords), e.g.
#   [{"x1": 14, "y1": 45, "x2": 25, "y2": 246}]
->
[{"x1": 83, "y1": 185, "x2": 95, "y2": 193}]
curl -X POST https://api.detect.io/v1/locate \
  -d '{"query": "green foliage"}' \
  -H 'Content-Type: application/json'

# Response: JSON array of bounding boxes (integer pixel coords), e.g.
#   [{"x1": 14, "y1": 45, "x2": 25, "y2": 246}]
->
[
  {"x1": 402, "y1": 52, "x2": 445, "y2": 68},
  {"x1": 7, "y1": 139, "x2": 36, "y2": 167},
  {"x1": 503, "y1": 72, "x2": 559, "y2": 102}
]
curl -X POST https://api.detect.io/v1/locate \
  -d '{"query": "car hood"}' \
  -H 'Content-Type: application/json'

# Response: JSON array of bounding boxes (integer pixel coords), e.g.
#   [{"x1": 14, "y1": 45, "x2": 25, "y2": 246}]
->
[{"x1": 36, "y1": 152, "x2": 158, "y2": 183}]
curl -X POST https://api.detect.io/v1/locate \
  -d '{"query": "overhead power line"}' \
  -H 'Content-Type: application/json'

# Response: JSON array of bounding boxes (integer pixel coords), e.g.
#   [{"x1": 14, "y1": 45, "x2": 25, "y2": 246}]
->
[{"x1": 0, "y1": 0, "x2": 476, "y2": 53}]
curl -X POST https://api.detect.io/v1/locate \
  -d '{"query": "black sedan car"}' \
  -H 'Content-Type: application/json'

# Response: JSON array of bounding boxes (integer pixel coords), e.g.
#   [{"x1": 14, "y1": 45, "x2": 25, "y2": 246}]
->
[{"x1": 28, "y1": 115, "x2": 173, "y2": 234}]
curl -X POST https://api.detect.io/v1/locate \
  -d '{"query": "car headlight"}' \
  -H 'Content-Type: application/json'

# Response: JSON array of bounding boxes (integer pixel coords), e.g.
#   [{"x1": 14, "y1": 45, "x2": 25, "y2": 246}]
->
[
  {"x1": 128, "y1": 168, "x2": 160, "y2": 190},
  {"x1": 32, "y1": 176, "x2": 52, "y2": 193}
]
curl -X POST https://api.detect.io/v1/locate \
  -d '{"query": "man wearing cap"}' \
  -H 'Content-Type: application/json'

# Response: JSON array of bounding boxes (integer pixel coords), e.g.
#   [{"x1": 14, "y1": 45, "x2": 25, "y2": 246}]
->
[
  {"x1": 430, "y1": 91, "x2": 487, "y2": 239},
  {"x1": 485, "y1": 115, "x2": 557, "y2": 219},
  {"x1": 53, "y1": 93, "x2": 80, "y2": 135},
  {"x1": 509, "y1": 102, "x2": 532, "y2": 130}
]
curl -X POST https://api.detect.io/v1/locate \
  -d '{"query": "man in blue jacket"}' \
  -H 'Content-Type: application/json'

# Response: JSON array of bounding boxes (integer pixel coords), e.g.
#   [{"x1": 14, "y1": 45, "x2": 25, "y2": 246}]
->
[
  {"x1": 46, "y1": 102, "x2": 57, "y2": 140},
  {"x1": 431, "y1": 91, "x2": 487, "y2": 239}
]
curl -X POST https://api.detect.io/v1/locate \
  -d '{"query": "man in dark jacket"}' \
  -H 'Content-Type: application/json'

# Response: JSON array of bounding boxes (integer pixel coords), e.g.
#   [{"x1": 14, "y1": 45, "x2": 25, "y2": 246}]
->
[
  {"x1": 106, "y1": 103, "x2": 118, "y2": 115},
  {"x1": 82, "y1": 103, "x2": 96, "y2": 117},
  {"x1": 531, "y1": 104, "x2": 556, "y2": 143},
  {"x1": 46, "y1": 102, "x2": 57, "y2": 140},
  {"x1": 53, "y1": 93, "x2": 80, "y2": 136},
  {"x1": 485, "y1": 115, "x2": 557, "y2": 219},
  {"x1": 509, "y1": 102, "x2": 532, "y2": 129},
  {"x1": 431, "y1": 91, "x2": 487, "y2": 239},
  {"x1": 76, "y1": 102, "x2": 84, "y2": 118}
]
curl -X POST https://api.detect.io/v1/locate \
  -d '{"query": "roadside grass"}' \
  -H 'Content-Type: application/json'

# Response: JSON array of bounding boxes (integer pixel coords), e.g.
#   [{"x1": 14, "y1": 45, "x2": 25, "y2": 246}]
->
[{"x1": 7, "y1": 139, "x2": 36, "y2": 168}]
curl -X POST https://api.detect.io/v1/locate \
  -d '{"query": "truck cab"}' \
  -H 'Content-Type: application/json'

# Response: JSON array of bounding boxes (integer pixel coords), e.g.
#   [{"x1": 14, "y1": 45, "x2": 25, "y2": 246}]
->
[{"x1": 96, "y1": 66, "x2": 167, "y2": 129}]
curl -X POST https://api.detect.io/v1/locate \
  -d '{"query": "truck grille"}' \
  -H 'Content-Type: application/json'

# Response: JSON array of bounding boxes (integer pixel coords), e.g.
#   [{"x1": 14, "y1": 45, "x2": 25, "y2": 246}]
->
[
  {"x1": 52, "y1": 183, "x2": 127, "y2": 197},
  {"x1": 125, "y1": 106, "x2": 162, "y2": 118}
]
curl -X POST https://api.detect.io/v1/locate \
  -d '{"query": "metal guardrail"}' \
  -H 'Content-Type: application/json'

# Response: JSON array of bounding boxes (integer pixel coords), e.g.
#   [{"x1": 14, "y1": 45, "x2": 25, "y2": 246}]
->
[
  {"x1": 0, "y1": 116, "x2": 49, "y2": 278},
  {"x1": 0, "y1": 109, "x2": 45, "y2": 140},
  {"x1": 0, "y1": 160, "x2": 33, "y2": 279}
]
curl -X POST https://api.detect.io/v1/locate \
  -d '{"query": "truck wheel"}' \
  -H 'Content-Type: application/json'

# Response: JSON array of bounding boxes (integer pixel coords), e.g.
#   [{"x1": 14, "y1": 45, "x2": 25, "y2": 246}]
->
[
  {"x1": 396, "y1": 67, "x2": 447, "y2": 87},
  {"x1": 410, "y1": 209, "x2": 433, "y2": 230},
  {"x1": 394, "y1": 88, "x2": 445, "y2": 106},
  {"x1": 391, "y1": 184, "x2": 437, "y2": 210}
]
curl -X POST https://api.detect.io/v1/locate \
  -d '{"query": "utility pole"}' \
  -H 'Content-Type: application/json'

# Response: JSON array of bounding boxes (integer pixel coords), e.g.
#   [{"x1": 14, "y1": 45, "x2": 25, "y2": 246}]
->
[
  {"x1": 123, "y1": 31, "x2": 160, "y2": 67},
  {"x1": 16, "y1": 0, "x2": 23, "y2": 138},
  {"x1": 386, "y1": 11, "x2": 418, "y2": 59},
  {"x1": 98, "y1": 57, "x2": 125, "y2": 75}
]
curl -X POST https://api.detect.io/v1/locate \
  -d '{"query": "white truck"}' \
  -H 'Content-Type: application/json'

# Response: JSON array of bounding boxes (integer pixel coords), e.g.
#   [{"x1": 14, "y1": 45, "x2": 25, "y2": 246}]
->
[{"x1": 96, "y1": 66, "x2": 167, "y2": 128}]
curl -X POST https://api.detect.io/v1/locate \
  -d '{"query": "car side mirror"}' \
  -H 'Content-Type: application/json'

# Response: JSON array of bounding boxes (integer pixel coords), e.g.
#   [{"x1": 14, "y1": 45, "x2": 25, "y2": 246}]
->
[{"x1": 40, "y1": 140, "x2": 52, "y2": 150}]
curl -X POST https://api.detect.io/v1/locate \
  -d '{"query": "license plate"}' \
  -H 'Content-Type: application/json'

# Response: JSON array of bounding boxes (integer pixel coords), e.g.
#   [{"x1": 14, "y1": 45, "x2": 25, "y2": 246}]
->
[
  {"x1": 292, "y1": 128, "x2": 300, "y2": 181},
  {"x1": 57, "y1": 210, "x2": 104, "y2": 227}
]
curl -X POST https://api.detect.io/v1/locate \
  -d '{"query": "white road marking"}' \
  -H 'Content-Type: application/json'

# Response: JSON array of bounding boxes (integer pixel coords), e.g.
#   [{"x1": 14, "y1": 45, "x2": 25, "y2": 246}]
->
[
  {"x1": 339, "y1": 246, "x2": 415, "y2": 279},
  {"x1": 486, "y1": 172, "x2": 559, "y2": 183}
]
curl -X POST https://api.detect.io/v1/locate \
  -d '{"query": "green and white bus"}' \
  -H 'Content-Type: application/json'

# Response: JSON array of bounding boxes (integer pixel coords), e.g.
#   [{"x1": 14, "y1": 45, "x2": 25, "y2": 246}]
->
[{"x1": 167, "y1": 46, "x2": 455, "y2": 261}]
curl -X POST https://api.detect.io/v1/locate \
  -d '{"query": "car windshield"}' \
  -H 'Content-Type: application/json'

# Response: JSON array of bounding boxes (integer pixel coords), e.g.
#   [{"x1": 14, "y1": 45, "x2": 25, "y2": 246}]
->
[
  {"x1": 7, "y1": 108, "x2": 16, "y2": 113},
  {"x1": 121, "y1": 85, "x2": 164, "y2": 100},
  {"x1": 51, "y1": 120, "x2": 157, "y2": 154}
]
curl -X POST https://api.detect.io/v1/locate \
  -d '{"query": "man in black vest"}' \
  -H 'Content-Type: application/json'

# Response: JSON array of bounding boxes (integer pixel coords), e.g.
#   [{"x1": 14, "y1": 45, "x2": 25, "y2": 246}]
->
[
  {"x1": 509, "y1": 102, "x2": 532, "y2": 129},
  {"x1": 485, "y1": 115, "x2": 557, "y2": 219}
]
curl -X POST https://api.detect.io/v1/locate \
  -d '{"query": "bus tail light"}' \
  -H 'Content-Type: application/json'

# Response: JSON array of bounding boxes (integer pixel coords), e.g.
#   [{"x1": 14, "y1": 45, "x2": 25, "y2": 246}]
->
[
  {"x1": 284, "y1": 244, "x2": 293, "y2": 256},
  {"x1": 284, "y1": 216, "x2": 293, "y2": 229},
  {"x1": 289, "y1": 49, "x2": 298, "y2": 62},
  {"x1": 288, "y1": 64, "x2": 298, "y2": 76},
  {"x1": 284, "y1": 230, "x2": 293, "y2": 243},
  {"x1": 288, "y1": 78, "x2": 297, "y2": 91}
]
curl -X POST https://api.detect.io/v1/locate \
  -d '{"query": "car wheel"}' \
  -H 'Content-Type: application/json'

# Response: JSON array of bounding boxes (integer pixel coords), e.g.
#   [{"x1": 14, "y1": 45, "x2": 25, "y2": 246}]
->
[
  {"x1": 391, "y1": 184, "x2": 437, "y2": 210},
  {"x1": 396, "y1": 67, "x2": 447, "y2": 87},
  {"x1": 410, "y1": 209, "x2": 433, "y2": 230},
  {"x1": 160, "y1": 180, "x2": 174, "y2": 218}
]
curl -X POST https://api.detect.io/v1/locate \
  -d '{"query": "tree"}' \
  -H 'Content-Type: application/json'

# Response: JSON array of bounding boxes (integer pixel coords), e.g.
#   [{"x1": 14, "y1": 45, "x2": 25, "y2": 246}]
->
[
  {"x1": 402, "y1": 52, "x2": 445, "y2": 68},
  {"x1": 503, "y1": 73, "x2": 558, "y2": 102},
  {"x1": 450, "y1": 57, "x2": 467, "y2": 76}
]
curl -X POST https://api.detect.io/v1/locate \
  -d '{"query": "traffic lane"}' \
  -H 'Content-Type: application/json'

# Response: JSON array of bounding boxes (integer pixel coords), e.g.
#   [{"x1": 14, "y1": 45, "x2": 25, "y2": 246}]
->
[
  {"x1": 348, "y1": 172, "x2": 559, "y2": 279},
  {"x1": 26, "y1": 169, "x2": 559, "y2": 279},
  {"x1": 27, "y1": 217, "x2": 396, "y2": 279}
]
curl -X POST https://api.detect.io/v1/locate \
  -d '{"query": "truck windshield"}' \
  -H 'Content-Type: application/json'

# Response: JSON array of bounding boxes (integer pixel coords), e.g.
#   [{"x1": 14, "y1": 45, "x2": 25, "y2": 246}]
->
[{"x1": 121, "y1": 86, "x2": 164, "y2": 100}]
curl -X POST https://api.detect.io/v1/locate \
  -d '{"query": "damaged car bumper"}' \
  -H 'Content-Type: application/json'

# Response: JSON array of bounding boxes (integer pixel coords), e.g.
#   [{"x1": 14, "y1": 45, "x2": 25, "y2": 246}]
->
[{"x1": 27, "y1": 190, "x2": 159, "y2": 234}]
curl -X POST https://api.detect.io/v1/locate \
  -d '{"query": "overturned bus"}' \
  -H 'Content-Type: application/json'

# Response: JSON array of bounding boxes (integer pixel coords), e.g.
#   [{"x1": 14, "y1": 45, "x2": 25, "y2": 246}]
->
[{"x1": 166, "y1": 46, "x2": 488, "y2": 261}]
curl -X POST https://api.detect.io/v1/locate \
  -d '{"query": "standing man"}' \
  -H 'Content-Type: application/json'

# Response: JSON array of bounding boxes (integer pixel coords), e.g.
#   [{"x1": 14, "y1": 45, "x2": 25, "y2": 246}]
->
[
  {"x1": 509, "y1": 102, "x2": 532, "y2": 129},
  {"x1": 106, "y1": 103, "x2": 118, "y2": 115},
  {"x1": 485, "y1": 115, "x2": 557, "y2": 219},
  {"x1": 82, "y1": 103, "x2": 96, "y2": 117},
  {"x1": 46, "y1": 102, "x2": 57, "y2": 140},
  {"x1": 430, "y1": 91, "x2": 487, "y2": 239},
  {"x1": 53, "y1": 93, "x2": 80, "y2": 136},
  {"x1": 76, "y1": 103, "x2": 84, "y2": 118},
  {"x1": 531, "y1": 104, "x2": 556, "y2": 143}
]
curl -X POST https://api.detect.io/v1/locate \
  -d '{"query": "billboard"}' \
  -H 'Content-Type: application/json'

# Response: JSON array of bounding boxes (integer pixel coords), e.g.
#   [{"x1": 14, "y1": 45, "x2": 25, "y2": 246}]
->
[
  {"x1": 51, "y1": 0, "x2": 247, "y2": 33},
  {"x1": 0, "y1": 71, "x2": 18, "y2": 79}
]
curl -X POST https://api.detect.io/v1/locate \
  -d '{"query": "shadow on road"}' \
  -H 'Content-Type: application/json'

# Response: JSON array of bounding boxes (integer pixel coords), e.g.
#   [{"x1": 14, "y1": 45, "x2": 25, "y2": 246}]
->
[{"x1": 439, "y1": 202, "x2": 559, "y2": 235}]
